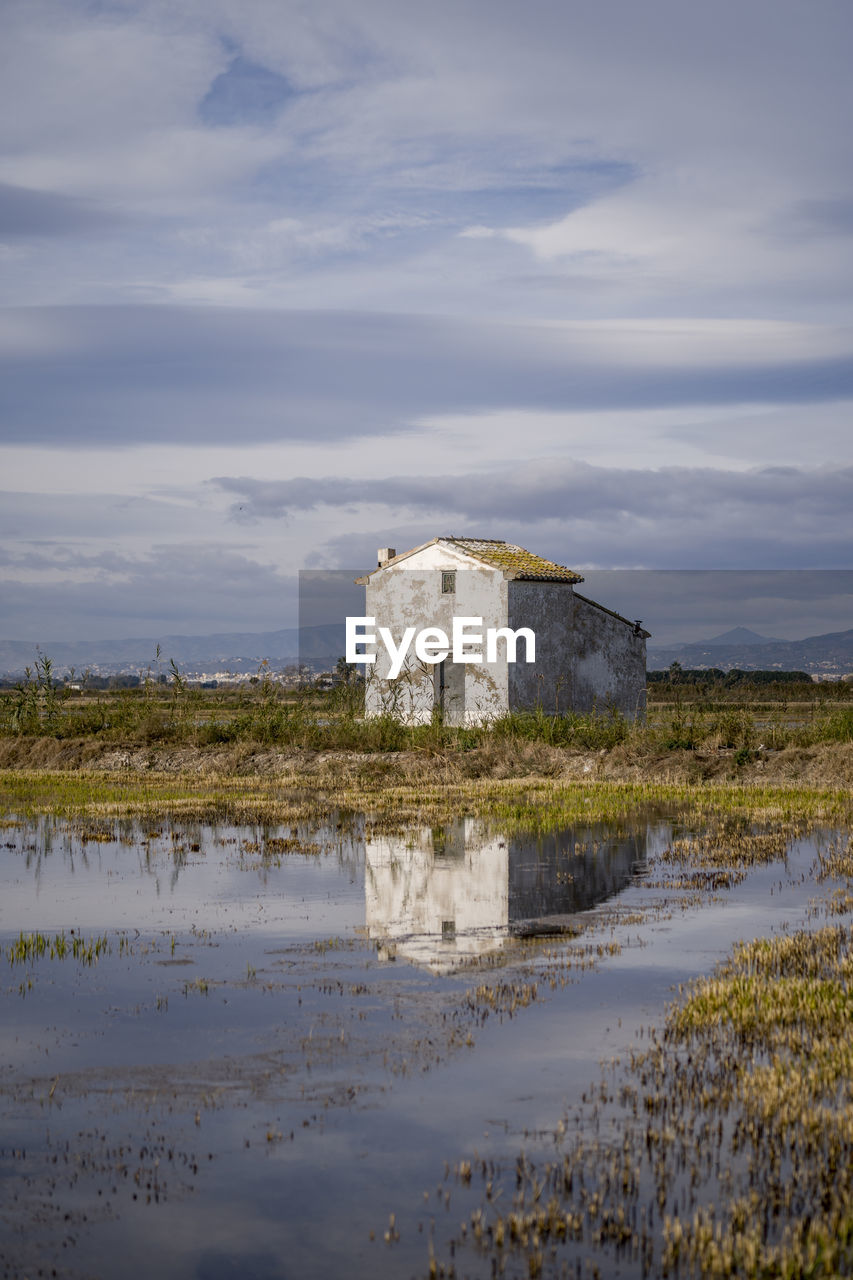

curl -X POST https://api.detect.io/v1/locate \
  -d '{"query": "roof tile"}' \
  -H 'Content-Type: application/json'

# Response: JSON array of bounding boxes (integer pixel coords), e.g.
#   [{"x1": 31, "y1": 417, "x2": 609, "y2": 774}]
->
[{"x1": 447, "y1": 538, "x2": 583, "y2": 583}]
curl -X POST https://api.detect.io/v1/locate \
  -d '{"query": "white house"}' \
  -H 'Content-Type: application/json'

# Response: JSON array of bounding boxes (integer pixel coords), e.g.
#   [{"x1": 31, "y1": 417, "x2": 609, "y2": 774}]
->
[{"x1": 355, "y1": 536, "x2": 648, "y2": 726}]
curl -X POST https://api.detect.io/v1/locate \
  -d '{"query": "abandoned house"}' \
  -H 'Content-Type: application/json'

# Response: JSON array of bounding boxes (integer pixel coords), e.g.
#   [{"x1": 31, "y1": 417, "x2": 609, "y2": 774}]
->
[{"x1": 355, "y1": 537, "x2": 648, "y2": 726}]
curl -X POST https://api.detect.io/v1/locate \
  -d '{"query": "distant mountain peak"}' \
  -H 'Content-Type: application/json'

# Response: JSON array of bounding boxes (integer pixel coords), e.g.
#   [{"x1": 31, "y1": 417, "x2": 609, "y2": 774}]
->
[{"x1": 703, "y1": 627, "x2": 782, "y2": 647}]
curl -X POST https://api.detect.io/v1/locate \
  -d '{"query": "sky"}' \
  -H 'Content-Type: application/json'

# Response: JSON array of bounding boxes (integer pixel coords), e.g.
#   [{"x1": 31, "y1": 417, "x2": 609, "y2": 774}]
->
[{"x1": 1, "y1": 0, "x2": 852, "y2": 644}]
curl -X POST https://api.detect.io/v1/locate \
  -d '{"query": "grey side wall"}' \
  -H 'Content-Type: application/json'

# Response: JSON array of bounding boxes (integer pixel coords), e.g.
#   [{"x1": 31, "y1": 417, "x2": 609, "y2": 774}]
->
[
  {"x1": 507, "y1": 581, "x2": 574, "y2": 714},
  {"x1": 363, "y1": 562, "x2": 645, "y2": 724},
  {"x1": 571, "y1": 594, "x2": 646, "y2": 720}
]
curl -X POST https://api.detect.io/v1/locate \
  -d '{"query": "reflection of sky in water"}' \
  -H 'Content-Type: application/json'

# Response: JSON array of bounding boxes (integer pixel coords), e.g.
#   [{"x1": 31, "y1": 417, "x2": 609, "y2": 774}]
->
[
  {"x1": 0, "y1": 814, "x2": 841, "y2": 1280},
  {"x1": 0, "y1": 819, "x2": 364, "y2": 940},
  {"x1": 366, "y1": 819, "x2": 647, "y2": 971},
  {"x1": 1, "y1": 818, "x2": 645, "y2": 957}
]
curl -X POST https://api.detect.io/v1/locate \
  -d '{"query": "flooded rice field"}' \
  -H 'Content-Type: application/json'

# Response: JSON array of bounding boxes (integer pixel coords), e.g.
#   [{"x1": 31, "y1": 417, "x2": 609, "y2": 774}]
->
[{"x1": 1, "y1": 808, "x2": 851, "y2": 1279}]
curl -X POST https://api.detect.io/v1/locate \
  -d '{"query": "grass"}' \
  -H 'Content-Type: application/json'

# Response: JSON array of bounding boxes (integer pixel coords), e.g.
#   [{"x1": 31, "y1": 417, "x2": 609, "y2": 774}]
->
[
  {"x1": 2, "y1": 669, "x2": 852, "y2": 757},
  {"x1": 3, "y1": 682, "x2": 852, "y2": 1274},
  {"x1": 6, "y1": 930, "x2": 110, "y2": 966},
  {"x1": 430, "y1": 835, "x2": 853, "y2": 1279},
  {"x1": 2, "y1": 767, "x2": 853, "y2": 839},
  {"x1": 656, "y1": 923, "x2": 853, "y2": 1276}
]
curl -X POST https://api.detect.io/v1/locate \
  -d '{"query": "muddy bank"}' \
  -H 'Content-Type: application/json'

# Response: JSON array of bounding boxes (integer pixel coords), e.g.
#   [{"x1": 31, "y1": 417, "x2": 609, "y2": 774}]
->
[{"x1": 1, "y1": 734, "x2": 852, "y2": 788}]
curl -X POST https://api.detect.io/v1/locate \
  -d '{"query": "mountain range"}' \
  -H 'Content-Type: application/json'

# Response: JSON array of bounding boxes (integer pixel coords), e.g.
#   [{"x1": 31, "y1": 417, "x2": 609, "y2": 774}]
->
[
  {"x1": 1, "y1": 623, "x2": 851, "y2": 680},
  {"x1": 647, "y1": 626, "x2": 853, "y2": 675}
]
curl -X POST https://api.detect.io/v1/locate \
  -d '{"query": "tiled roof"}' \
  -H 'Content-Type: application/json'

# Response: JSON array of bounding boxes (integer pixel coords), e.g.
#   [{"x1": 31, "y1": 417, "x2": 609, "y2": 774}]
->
[{"x1": 446, "y1": 538, "x2": 583, "y2": 583}]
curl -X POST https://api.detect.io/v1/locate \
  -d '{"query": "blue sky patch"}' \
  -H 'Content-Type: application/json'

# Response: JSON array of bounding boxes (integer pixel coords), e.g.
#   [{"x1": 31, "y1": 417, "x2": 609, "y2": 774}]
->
[{"x1": 199, "y1": 56, "x2": 295, "y2": 127}]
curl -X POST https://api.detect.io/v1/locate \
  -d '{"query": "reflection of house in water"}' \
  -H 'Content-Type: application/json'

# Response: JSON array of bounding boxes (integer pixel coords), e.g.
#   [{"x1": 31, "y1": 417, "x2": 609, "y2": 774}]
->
[{"x1": 365, "y1": 818, "x2": 645, "y2": 973}]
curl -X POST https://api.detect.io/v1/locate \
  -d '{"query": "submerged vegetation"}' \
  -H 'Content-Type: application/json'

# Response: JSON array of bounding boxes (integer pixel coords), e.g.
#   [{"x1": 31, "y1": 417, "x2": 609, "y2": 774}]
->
[
  {"x1": 6, "y1": 929, "x2": 110, "y2": 966},
  {"x1": 430, "y1": 930, "x2": 853, "y2": 1278},
  {"x1": 3, "y1": 769, "x2": 853, "y2": 834},
  {"x1": 2, "y1": 721, "x2": 852, "y2": 1276},
  {"x1": 428, "y1": 836, "x2": 853, "y2": 1280}
]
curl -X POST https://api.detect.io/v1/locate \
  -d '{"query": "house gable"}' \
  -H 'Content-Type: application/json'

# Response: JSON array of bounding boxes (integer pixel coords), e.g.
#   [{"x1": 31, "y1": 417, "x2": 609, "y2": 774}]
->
[{"x1": 357, "y1": 537, "x2": 583, "y2": 584}]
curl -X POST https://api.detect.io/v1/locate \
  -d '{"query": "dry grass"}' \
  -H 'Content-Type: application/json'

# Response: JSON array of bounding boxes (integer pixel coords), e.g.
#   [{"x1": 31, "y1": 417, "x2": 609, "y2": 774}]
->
[
  {"x1": 3, "y1": 752, "x2": 853, "y2": 838},
  {"x1": 431, "y1": 842, "x2": 853, "y2": 1280},
  {"x1": 2, "y1": 733, "x2": 853, "y2": 790}
]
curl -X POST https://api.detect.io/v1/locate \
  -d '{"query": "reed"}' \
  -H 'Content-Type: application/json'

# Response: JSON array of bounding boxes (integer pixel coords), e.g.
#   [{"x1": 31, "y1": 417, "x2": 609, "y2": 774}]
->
[{"x1": 2, "y1": 662, "x2": 851, "y2": 755}]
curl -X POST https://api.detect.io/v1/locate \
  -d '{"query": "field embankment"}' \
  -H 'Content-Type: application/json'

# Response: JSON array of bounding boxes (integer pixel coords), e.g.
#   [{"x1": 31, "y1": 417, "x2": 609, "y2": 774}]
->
[
  {"x1": 2, "y1": 674, "x2": 853, "y2": 804},
  {"x1": 2, "y1": 732, "x2": 853, "y2": 789}
]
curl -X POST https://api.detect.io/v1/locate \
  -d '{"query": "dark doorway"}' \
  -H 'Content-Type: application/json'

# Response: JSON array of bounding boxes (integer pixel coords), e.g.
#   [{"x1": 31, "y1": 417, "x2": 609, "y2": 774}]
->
[{"x1": 435, "y1": 658, "x2": 466, "y2": 725}]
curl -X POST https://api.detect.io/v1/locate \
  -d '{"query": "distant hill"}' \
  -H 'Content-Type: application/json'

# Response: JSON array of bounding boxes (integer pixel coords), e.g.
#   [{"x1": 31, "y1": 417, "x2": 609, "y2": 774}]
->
[
  {"x1": 3, "y1": 621, "x2": 851, "y2": 681},
  {"x1": 0, "y1": 624, "x2": 346, "y2": 679},
  {"x1": 648, "y1": 627, "x2": 853, "y2": 675},
  {"x1": 701, "y1": 627, "x2": 783, "y2": 647}
]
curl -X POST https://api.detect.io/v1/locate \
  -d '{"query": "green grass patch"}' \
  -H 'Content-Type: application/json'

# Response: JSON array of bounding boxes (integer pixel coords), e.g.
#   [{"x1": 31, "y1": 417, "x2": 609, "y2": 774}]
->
[
  {"x1": 6, "y1": 930, "x2": 110, "y2": 966},
  {"x1": 3, "y1": 666, "x2": 853, "y2": 754},
  {"x1": 2, "y1": 768, "x2": 853, "y2": 835}
]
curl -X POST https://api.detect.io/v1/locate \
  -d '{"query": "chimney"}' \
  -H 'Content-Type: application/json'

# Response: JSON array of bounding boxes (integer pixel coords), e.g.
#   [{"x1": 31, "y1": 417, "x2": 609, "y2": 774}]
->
[{"x1": 377, "y1": 547, "x2": 396, "y2": 567}]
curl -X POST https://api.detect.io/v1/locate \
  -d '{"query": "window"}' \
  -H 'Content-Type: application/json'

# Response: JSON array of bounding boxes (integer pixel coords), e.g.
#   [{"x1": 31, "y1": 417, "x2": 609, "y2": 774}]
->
[{"x1": 441, "y1": 571, "x2": 456, "y2": 595}]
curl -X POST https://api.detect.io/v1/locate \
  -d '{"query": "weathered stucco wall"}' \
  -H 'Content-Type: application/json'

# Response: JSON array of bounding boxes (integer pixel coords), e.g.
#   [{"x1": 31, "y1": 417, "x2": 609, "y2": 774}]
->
[
  {"x1": 364, "y1": 548, "x2": 508, "y2": 725},
  {"x1": 571, "y1": 593, "x2": 646, "y2": 720},
  {"x1": 362, "y1": 545, "x2": 646, "y2": 725},
  {"x1": 507, "y1": 580, "x2": 574, "y2": 714}
]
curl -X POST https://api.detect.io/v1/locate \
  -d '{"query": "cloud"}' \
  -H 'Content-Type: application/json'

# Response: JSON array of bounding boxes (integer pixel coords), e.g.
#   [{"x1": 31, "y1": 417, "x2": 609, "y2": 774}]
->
[
  {"x1": 2, "y1": 0, "x2": 852, "y2": 643},
  {"x1": 577, "y1": 570, "x2": 853, "y2": 644},
  {"x1": 1, "y1": 0, "x2": 851, "y2": 309},
  {"x1": 0, "y1": 490, "x2": 210, "y2": 541},
  {"x1": 0, "y1": 183, "x2": 125, "y2": 238},
  {"x1": 215, "y1": 460, "x2": 853, "y2": 522},
  {"x1": 2, "y1": 306, "x2": 852, "y2": 448},
  {"x1": 0, "y1": 543, "x2": 294, "y2": 640},
  {"x1": 772, "y1": 198, "x2": 853, "y2": 241},
  {"x1": 215, "y1": 460, "x2": 853, "y2": 570}
]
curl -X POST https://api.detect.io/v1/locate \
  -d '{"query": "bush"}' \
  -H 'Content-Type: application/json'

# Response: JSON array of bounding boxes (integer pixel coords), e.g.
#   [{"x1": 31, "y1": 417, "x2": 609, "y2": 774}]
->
[
  {"x1": 802, "y1": 707, "x2": 853, "y2": 745},
  {"x1": 491, "y1": 707, "x2": 631, "y2": 750},
  {"x1": 3, "y1": 658, "x2": 853, "y2": 757}
]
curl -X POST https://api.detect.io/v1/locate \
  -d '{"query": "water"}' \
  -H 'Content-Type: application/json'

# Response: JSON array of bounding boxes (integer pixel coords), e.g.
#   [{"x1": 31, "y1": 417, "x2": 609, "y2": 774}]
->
[{"x1": 0, "y1": 814, "x2": 841, "y2": 1278}]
